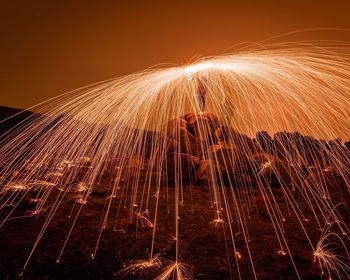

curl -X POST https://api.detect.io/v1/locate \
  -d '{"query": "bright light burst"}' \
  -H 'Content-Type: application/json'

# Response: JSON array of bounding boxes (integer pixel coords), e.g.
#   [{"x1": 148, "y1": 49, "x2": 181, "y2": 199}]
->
[
  {"x1": 0, "y1": 43, "x2": 350, "y2": 279},
  {"x1": 313, "y1": 219, "x2": 350, "y2": 279}
]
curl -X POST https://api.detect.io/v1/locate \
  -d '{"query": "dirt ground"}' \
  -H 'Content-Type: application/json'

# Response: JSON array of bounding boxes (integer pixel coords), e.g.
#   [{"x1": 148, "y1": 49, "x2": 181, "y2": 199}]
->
[{"x1": 0, "y1": 171, "x2": 349, "y2": 280}]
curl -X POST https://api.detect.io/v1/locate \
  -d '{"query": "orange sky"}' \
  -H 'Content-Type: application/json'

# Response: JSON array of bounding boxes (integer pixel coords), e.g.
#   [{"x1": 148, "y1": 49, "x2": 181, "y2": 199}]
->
[{"x1": 1, "y1": 0, "x2": 350, "y2": 109}]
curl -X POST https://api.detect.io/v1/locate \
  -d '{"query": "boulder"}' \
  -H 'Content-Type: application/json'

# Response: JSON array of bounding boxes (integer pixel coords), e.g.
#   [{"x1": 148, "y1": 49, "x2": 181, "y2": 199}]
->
[
  {"x1": 169, "y1": 127, "x2": 200, "y2": 157},
  {"x1": 195, "y1": 159, "x2": 210, "y2": 184},
  {"x1": 196, "y1": 160, "x2": 254, "y2": 187},
  {"x1": 185, "y1": 113, "x2": 218, "y2": 143},
  {"x1": 197, "y1": 142, "x2": 255, "y2": 186},
  {"x1": 258, "y1": 156, "x2": 299, "y2": 187},
  {"x1": 345, "y1": 141, "x2": 350, "y2": 150},
  {"x1": 256, "y1": 131, "x2": 274, "y2": 154},
  {"x1": 214, "y1": 126, "x2": 238, "y2": 143},
  {"x1": 165, "y1": 152, "x2": 200, "y2": 184},
  {"x1": 208, "y1": 143, "x2": 253, "y2": 174},
  {"x1": 164, "y1": 136, "x2": 178, "y2": 154},
  {"x1": 153, "y1": 132, "x2": 178, "y2": 155},
  {"x1": 215, "y1": 126, "x2": 257, "y2": 154},
  {"x1": 250, "y1": 152, "x2": 271, "y2": 165},
  {"x1": 183, "y1": 112, "x2": 220, "y2": 129},
  {"x1": 163, "y1": 118, "x2": 188, "y2": 139}
]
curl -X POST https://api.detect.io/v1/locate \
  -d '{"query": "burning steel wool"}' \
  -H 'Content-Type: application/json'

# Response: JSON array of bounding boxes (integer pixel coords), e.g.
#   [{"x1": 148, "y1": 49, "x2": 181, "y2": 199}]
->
[{"x1": 0, "y1": 44, "x2": 350, "y2": 279}]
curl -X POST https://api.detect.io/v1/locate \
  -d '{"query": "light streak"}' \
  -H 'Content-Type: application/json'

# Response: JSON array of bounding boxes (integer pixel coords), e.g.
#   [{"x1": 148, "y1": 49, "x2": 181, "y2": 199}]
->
[{"x1": 0, "y1": 43, "x2": 349, "y2": 279}]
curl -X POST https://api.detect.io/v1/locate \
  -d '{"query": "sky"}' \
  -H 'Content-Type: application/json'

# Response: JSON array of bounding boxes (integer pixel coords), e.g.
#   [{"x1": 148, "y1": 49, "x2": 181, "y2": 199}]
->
[{"x1": 1, "y1": 0, "x2": 350, "y2": 109}]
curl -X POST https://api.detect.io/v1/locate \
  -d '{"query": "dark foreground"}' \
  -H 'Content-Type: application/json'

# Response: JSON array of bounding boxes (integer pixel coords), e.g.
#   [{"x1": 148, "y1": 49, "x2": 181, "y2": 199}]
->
[{"x1": 0, "y1": 177, "x2": 349, "y2": 280}]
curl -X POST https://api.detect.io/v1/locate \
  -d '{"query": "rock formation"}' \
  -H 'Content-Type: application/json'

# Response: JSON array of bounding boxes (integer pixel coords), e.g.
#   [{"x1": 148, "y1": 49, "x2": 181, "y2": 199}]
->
[{"x1": 123, "y1": 112, "x2": 349, "y2": 190}]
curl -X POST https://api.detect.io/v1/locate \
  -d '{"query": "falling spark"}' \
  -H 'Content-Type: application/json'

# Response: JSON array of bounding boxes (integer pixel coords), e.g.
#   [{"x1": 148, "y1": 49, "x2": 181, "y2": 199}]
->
[{"x1": 0, "y1": 43, "x2": 349, "y2": 279}]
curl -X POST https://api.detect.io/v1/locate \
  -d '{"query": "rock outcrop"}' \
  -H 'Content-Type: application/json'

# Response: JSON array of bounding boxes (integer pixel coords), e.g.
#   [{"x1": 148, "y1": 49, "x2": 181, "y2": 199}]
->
[{"x1": 122, "y1": 112, "x2": 349, "y2": 190}]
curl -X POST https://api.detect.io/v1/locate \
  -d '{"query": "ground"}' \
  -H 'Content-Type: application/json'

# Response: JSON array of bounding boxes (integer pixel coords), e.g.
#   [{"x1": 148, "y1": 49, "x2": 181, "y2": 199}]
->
[{"x1": 0, "y1": 174, "x2": 348, "y2": 280}]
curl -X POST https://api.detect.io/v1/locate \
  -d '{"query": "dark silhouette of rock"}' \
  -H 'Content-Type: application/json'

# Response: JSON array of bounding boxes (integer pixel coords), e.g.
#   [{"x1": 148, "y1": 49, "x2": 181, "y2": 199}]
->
[
  {"x1": 0, "y1": 106, "x2": 40, "y2": 137},
  {"x1": 257, "y1": 156, "x2": 299, "y2": 187},
  {"x1": 256, "y1": 131, "x2": 274, "y2": 154},
  {"x1": 157, "y1": 112, "x2": 350, "y2": 189},
  {"x1": 195, "y1": 159, "x2": 210, "y2": 184},
  {"x1": 168, "y1": 127, "x2": 200, "y2": 157},
  {"x1": 204, "y1": 142, "x2": 254, "y2": 185},
  {"x1": 215, "y1": 126, "x2": 256, "y2": 155},
  {"x1": 345, "y1": 141, "x2": 350, "y2": 150},
  {"x1": 163, "y1": 134, "x2": 179, "y2": 154},
  {"x1": 184, "y1": 113, "x2": 218, "y2": 144},
  {"x1": 214, "y1": 126, "x2": 238, "y2": 143},
  {"x1": 208, "y1": 143, "x2": 252, "y2": 173},
  {"x1": 165, "y1": 152, "x2": 200, "y2": 184},
  {"x1": 163, "y1": 118, "x2": 188, "y2": 139},
  {"x1": 1, "y1": 106, "x2": 349, "y2": 192}
]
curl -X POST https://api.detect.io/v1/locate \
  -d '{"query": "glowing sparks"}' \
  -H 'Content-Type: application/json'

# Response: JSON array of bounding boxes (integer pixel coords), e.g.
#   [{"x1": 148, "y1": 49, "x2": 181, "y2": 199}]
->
[
  {"x1": 184, "y1": 62, "x2": 215, "y2": 76},
  {"x1": 155, "y1": 262, "x2": 191, "y2": 280},
  {"x1": 118, "y1": 257, "x2": 162, "y2": 277},
  {"x1": 235, "y1": 251, "x2": 242, "y2": 259},
  {"x1": 0, "y1": 44, "x2": 349, "y2": 279},
  {"x1": 4, "y1": 183, "x2": 27, "y2": 191},
  {"x1": 210, "y1": 218, "x2": 225, "y2": 226},
  {"x1": 277, "y1": 250, "x2": 287, "y2": 256},
  {"x1": 136, "y1": 210, "x2": 154, "y2": 228},
  {"x1": 313, "y1": 221, "x2": 350, "y2": 279}
]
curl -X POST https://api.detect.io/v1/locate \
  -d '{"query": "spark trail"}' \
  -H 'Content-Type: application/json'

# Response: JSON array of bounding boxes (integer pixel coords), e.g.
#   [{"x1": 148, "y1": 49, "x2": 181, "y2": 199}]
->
[{"x1": 0, "y1": 43, "x2": 350, "y2": 279}]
